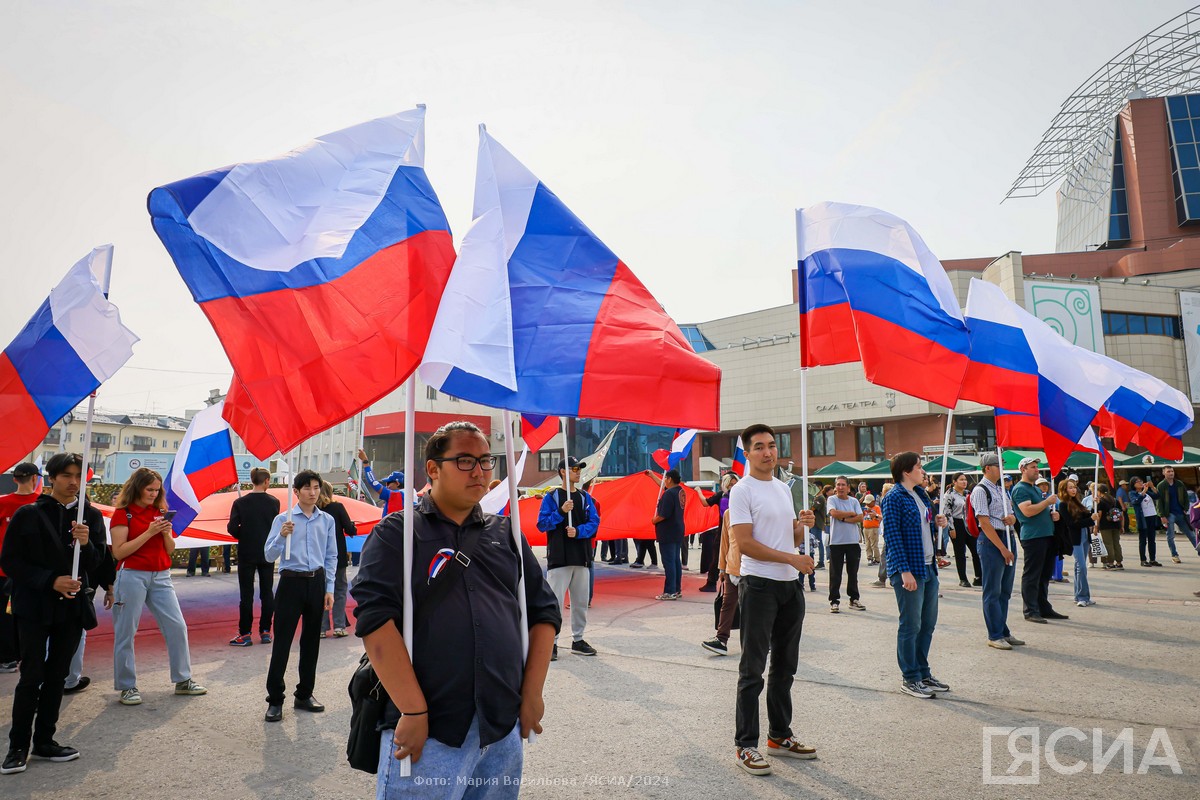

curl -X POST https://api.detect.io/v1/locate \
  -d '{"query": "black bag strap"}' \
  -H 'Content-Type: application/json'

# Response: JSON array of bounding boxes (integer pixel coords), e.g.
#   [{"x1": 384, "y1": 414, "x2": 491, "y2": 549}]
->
[{"x1": 413, "y1": 518, "x2": 485, "y2": 634}]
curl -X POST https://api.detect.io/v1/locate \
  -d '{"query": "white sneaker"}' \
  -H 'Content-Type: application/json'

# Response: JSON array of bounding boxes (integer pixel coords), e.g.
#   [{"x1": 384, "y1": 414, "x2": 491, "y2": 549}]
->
[{"x1": 120, "y1": 688, "x2": 142, "y2": 705}]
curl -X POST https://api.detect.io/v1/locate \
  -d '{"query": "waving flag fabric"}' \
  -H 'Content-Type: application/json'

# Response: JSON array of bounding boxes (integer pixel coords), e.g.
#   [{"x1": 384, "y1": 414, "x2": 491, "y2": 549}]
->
[
  {"x1": 652, "y1": 428, "x2": 699, "y2": 471},
  {"x1": 165, "y1": 401, "x2": 239, "y2": 535},
  {"x1": 966, "y1": 279, "x2": 1126, "y2": 474},
  {"x1": 1092, "y1": 361, "x2": 1191, "y2": 459},
  {"x1": 149, "y1": 108, "x2": 456, "y2": 458},
  {"x1": 796, "y1": 202, "x2": 970, "y2": 408},
  {"x1": 1075, "y1": 427, "x2": 1116, "y2": 487},
  {"x1": 419, "y1": 126, "x2": 720, "y2": 430},
  {"x1": 730, "y1": 436, "x2": 746, "y2": 477},
  {"x1": 0, "y1": 246, "x2": 138, "y2": 471},
  {"x1": 520, "y1": 414, "x2": 559, "y2": 453}
]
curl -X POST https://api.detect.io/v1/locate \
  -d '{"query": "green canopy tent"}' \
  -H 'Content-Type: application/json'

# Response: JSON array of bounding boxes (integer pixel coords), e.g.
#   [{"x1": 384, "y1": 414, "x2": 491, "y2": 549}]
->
[
  {"x1": 922, "y1": 454, "x2": 981, "y2": 477},
  {"x1": 1000, "y1": 449, "x2": 1045, "y2": 472},
  {"x1": 1115, "y1": 448, "x2": 1200, "y2": 469},
  {"x1": 811, "y1": 460, "x2": 880, "y2": 478},
  {"x1": 847, "y1": 460, "x2": 894, "y2": 479},
  {"x1": 1064, "y1": 448, "x2": 1127, "y2": 469}
]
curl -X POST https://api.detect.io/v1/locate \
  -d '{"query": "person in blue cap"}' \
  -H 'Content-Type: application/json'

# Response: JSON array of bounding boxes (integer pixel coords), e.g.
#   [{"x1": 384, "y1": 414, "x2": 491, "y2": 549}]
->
[{"x1": 358, "y1": 449, "x2": 407, "y2": 519}]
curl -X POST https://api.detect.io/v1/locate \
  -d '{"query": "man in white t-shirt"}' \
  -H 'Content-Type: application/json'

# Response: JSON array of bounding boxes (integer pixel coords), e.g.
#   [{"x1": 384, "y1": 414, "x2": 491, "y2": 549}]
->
[{"x1": 728, "y1": 424, "x2": 816, "y2": 777}]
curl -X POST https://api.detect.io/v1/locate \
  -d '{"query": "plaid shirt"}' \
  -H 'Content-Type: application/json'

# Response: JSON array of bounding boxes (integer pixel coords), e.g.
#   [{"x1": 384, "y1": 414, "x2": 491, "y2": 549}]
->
[{"x1": 881, "y1": 484, "x2": 938, "y2": 580}]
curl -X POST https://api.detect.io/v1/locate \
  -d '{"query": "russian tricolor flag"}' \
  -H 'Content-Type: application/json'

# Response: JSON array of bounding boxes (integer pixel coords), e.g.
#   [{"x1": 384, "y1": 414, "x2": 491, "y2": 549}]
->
[
  {"x1": 0, "y1": 246, "x2": 138, "y2": 471},
  {"x1": 520, "y1": 414, "x2": 559, "y2": 453},
  {"x1": 652, "y1": 428, "x2": 699, "y2": 471},
  {"x1": 730, "y1": 436, "x2": 746, "y2": 478},
  {"x1": 165, "y1": 401, "x2": 239, "y2": 536},
  {"x1": 796, "y1": 203, "x2": 970, "y2": 409},
  {"x1": 965, "y1": 279, "x2": 1125, "y2": 474},
  {"x1": 149, "y1": 108, "x2": 457, "y2": 458},
  {"x1": 419, "y1": 126, "x2": 720, "y2": 430}
]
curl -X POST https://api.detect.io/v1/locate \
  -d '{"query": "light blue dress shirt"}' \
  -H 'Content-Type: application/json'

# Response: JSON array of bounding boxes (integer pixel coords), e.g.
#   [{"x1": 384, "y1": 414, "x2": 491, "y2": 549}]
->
[{"x1": 264, "y1": 504, "x2": 338, "y2": 593}]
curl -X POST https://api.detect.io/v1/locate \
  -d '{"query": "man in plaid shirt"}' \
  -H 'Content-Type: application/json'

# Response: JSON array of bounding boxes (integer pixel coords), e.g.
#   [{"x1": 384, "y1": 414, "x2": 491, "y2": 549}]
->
[{"x1": 880, "y1": 452, "x2": 948, "y2": 699}]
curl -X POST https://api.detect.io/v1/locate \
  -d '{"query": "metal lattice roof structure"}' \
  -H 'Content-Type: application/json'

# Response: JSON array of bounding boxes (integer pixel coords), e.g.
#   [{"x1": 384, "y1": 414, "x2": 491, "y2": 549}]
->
[{"x1": 1006, "y1": 5, "x2": 1200, "y2": 202}]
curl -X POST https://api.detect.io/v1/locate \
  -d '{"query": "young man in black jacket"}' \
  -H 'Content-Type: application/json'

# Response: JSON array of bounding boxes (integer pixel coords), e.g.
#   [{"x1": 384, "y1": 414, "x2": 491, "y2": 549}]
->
[
  {"x1": 537, "y1": 457, "x2": 600, "y2": 660},
  {"x1": 0, "y1": 453, "x2": 106, "y2": 775},
  {"x1": 227, "y1": 468, "x2": 281, "y2": 646}
]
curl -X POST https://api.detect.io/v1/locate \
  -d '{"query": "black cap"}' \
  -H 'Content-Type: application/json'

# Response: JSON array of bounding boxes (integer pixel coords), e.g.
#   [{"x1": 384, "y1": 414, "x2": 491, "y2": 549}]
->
[
  {"x1": 556, "y1": 457, "x2": 587, "y2": 472},
  {"x1": 12, "y1": 462, "x2": 39, "y2": 479}
]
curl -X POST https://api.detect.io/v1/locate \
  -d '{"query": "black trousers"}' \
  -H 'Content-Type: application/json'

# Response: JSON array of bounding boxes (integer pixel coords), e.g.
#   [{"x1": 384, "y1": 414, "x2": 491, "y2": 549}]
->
[
  {"x1": 699, "y1": 529, "x2": 720, "y2": 586},
  {"x1": 266, "y1": 573, "x2": 324, "y2": 703},
  {"x1": 9, "y1": 616, "x2": 81, "y2": 750},
  {"x1": 633, "y1": 540, "x2": 658, "y2": 566},
  {"x1": 735, "y1": 575, "x2": 805, "y2": 747},
  {"x1": 0, "y1": 578, "x2": 18, "y2": 663},
  {"x1": 827, "y1": 543, "x2": 861, "y2": 603},
  {"x1": 950, "y1": 519, "x2": 982, "y2": 583},
  {"x1": 238, "y1": 561, "x2": 276, "y2": 636},
  {"x1": 1020, "y1": 536, "x2": 1058, "y2": 617}
]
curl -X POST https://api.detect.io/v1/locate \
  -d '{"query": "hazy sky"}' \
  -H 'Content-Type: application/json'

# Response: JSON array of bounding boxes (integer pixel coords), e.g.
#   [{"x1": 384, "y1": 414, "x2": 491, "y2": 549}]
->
[{"x1": 0, "y1": 0, "x2": 1188, "y2": 417}]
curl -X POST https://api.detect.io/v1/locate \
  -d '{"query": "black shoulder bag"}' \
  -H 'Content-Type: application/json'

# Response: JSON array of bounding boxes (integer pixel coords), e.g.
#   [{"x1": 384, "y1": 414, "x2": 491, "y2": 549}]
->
[{"x1": 347, "y1": 523, "x2": 484, "y2": 773}]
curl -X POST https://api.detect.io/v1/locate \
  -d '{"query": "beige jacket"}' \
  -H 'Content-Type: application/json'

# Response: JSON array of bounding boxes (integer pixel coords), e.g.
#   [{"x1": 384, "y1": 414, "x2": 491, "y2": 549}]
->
[{"x1": 717, "y1": 509, "x2": 742, "y2": 577}]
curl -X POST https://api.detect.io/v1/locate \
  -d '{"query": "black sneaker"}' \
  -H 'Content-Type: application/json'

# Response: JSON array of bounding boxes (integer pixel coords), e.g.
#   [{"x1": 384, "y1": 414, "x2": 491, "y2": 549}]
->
[
  {"x1": 921, "y1": 677, "x2": 951, "y2": 693},
  {"x1": 550, "y1": 644, "x2": 558, "y2": 662},
  {"x1": 900, "y1": 680, "x2": 934, "y2": 699},
  {"x1": 571, "y1": 639, "x2": 597, "y2": 656},
  {"x1": 1, "y1": 748, "x2": 27, "y2": 774},
  {"x1": 63, "y1": 676, "x2": 90, "y2": 694},
  {"x1": 959, "y1": 580, "x2": 971, "y2": 588},
  {"x1": 32, "y1": 741, "x2": 79, "y2": 762},
  {"x1": 972, "y1": 578, "x2": 982, "y2": 586},
  {"x1": 701, "y1": 638, "x2": 728, "y2": 655}
]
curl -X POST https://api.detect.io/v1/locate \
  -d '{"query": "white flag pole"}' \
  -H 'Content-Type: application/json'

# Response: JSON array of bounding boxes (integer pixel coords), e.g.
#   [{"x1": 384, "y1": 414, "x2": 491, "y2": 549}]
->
[
  {"x1": 399, "y1": 379, "x2": 416, "y2": 777},
  {"x1": 560, "y1": 417, "x2": 573, "y2": 529},
  {"x1": 937, "y1": 406, "x2": 955, "y2": 550},
  {"x1": 996, "y1": 445, "x2": 1015, "y2": 559},
  {"x1": 799, "y1": 366, "x2": 811, "y2": 556},
  {"x1": 72, "y1": 392, "x2": 97, "y2": 582},
  {"x1": 284, "y1": 449, "x2": 293, "y2": 561},
  {"x1": 501, "y1": 411, "x2": 535, "y2": 743}
]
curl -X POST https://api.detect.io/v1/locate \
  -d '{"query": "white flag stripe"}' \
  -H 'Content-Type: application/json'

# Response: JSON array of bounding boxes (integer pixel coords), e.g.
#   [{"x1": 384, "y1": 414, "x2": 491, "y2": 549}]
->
[{"x1": 48, "y1": 246, "x2": 138, "y2": 381}]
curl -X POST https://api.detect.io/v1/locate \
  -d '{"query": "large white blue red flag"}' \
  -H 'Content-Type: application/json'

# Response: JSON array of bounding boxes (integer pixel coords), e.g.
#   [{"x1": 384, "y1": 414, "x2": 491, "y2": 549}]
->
[
  {"x1": 652, "y1": 428, "x2": 699, "y2": 471},
  {"x1": 149, "y1": 108, "x2": 456, "y2": 458},
  {"x1": 165, "y1": 401, "x2": 239, "y2": 535},
  {"x1": 1093, "y1": 361, "x2": 1191, "y2": 459},
  {"x1": 419, "y1": 126, "x2": 720, "y2": 430},
  {"x1": 796, "y1": 202, "x2": 970, "y2": 409},
  {"x1": 0, "y1": 246, "x2": 138, "y2": 471},
  {"x1": 965, "y1": 279, "x2": 1126, "y2": 474}
]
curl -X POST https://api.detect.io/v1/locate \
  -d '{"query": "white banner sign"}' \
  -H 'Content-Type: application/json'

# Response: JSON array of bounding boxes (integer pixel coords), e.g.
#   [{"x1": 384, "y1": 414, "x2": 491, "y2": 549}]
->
[
  {"x1": 1179, "y1": 291, "x2": 1200, "y2": 403},
  {"x1": 1023, "y1": 281, "x2": 1105, "y2": 354}
]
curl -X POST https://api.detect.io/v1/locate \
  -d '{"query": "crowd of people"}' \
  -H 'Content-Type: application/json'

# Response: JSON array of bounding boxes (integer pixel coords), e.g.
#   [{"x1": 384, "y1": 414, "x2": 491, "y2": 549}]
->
[{"x1": 1, "y1": 421, "x2": 1198, "y2": 793}]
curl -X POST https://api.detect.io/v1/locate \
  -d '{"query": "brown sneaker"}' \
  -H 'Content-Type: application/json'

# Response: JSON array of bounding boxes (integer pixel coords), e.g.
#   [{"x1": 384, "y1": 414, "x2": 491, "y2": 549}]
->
[
  {"x1": 767, "y1": 736, "x2": 817, "y2": 759},
  {"x1": 736, "y1": 746, "x2": 772, "y2": 775}
]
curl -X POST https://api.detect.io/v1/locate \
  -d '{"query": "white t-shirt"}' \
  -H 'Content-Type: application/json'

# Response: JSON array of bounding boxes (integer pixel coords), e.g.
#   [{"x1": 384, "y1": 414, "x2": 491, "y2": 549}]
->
[
  {"x1": 1140, "y1": 493, "x2": 1157, "y2": 519},
  {"x1": 827, "y1": 496, "x2": 863, "y2": 545},
  {"x1": 728, "y1": 475, "x2": 799, "y2": 582}
]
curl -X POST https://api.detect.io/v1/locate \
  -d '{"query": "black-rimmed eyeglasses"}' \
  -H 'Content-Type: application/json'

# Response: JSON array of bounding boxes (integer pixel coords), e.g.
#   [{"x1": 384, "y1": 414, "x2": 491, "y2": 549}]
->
[{"x1": 432, "y1": 455, "x2": 498, "y2": 472}]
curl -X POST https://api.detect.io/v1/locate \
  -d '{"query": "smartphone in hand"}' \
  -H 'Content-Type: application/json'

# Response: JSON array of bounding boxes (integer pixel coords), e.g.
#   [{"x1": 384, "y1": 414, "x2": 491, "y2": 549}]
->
[{"x1": 162, "y1": 510, "x2": 178, "y2": 521}]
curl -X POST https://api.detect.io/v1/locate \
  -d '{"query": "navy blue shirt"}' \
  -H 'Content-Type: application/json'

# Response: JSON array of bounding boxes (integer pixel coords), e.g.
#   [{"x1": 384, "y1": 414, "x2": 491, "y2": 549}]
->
[{"x1": 655, "y1": 485, "x2": 686, "y2": 544}]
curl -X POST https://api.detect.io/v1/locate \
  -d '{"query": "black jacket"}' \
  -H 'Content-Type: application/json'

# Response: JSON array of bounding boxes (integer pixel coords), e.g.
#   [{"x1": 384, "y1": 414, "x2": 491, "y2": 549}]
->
[
  {"x1": 0, "y1": 494, "x2": 106, "y2": 626},
  {"x1": 323, "y1": 500, "x2": 357, "y2": 569},
  {"x1": 227, "y1": 492, "x2": 281, "y2": 564}
]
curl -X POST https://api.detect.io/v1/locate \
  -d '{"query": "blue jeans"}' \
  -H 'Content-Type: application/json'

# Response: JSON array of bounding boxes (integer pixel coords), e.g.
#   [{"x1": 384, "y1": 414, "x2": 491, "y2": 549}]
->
[
  {"x1": 112, "y1": 568, "x2": 194, "y2": 688},
  {"x1": 976, "y1": 531, "x2": 1016, "y2": 642},
  {"x1": 892, "y1": 571, "x2": 939, "y2": 683},
  {"x1": 377, "y1": 717, "x2": 522, "y2": 800},
  {"x1": 1052, "y1": 556, "x2": 1063, "y2": 581},
  {"x1": 186, "y1": 547, "x2": 209, "y2": 576},
  {"x1": 1072, "y1": 530, "x2": 1092, "y2": 603},
  {"x1": 660, "y1": 541, "x2": 682, "y2": 594},
  {"x1": 811, "y1": 529, "x2": 827, "y2": 566},
  {"x1": 1164, "y1": 513, "x2": 1198, "y2": 557}
]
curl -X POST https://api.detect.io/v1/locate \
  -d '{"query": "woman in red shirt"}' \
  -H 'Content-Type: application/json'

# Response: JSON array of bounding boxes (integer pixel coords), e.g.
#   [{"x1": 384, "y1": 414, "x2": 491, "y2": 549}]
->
[{"x1": 109, "y1": 468, "x2": 206, "y2": 706}]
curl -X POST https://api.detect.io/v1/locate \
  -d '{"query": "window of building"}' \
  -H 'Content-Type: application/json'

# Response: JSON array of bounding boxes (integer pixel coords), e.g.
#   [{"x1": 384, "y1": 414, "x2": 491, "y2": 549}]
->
[
  {"x1": 64, "y1": 432, "x2": 72, "y2": 443},
  {"x1": 730, "y1": 436, "x2": 739, "y2": 456},
  {"x1": 426, "y1": 386, "x2": 438, "y2": 401},
  {"x1": 810, "y1": 429, "x2": 836, "y2": 457},
  {"x1": 777, "y1": 432, "x2": 792, "y2": 458},
  {"x1": 1108, "y1": 122, "x2": 1130, "y2": 244},
  {"x1": 1165, "y1": 94, "x2": 1200, "y2": 224},
  {"x1": 856, "y1": 426, "x2": 885, "y2": 460},
  {"x1": 701, "y1": 437, "x2": 712, "y2": 457},
  {"x1": 538, "y1": 451, "x2": 560, "y2": 472},
  {"x1": 1102, "y1": 312, "x2": 1181, "y2": 338},
  {"x1": 678, "y1": 325, "x2": 716, "y2": 353},
  {"x1": 954, "y1": 416, "x2": 996, "y2": 452},
  {"x1": 174, "y1": 440, "x2": 180, "y2": 448}
]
